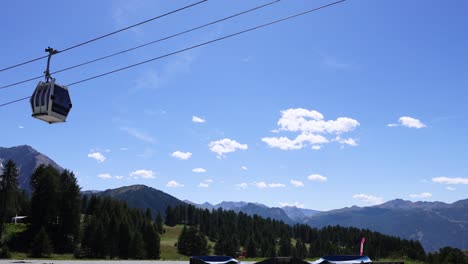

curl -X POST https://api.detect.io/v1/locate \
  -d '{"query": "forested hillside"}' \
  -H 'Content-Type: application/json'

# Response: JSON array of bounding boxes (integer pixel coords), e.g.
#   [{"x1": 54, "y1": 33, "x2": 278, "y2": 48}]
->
[
  {"x1": 0, "y1": 162, "x2": 161, "y2": 259},
  {"x1": 2, "y1": 159, "x2": 467, "y2": 263},
  {"x1": 165, "y1": 204, "x2": 427, "y2": 261}
]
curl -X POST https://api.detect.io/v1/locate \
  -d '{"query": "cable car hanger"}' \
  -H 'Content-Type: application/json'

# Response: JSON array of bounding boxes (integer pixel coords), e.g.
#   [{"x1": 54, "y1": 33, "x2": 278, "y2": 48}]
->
[
  {"x1": 30, "y1": 47, "x2": 72, "y2": 124},
  {"x1": 44, "y1": 47, "x2": 58, "y2": 83}
]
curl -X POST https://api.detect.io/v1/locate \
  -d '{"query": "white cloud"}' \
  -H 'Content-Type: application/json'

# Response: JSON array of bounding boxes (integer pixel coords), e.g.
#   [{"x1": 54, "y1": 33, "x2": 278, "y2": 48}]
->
[
  {"x1": 120, "y1": 126, "x2": 156, "y2": 143},
  {"x1": 278, "y1": 202, "x2": 305, "y2": 208},
  {"x1": 254, "y1": 182, "x2": 267, "y2": 189},
  {"x1": 262, "y1": 133, "x2": 329, "y2": 150},
  {"x1": 88, "y1": 152, "x2": 106, "y2": 163},
  {"x1": 130, "y1": 169, "x2": 155, "y2": 179},
  {"x1": 335, "y1": 136, "x2": 358, "y2": 147},
  {"x1": 209, "y1": 138, "x2": 248, "y2": 158},
  {"x1": 172, "y1": 151, "x2": 192, "y2": 160},
  {"x1": 409, "y1": 192, "x2": 432, "y2": 198},
  {"x1": 432, "y1": 177, "x2": 468, "y2": 185},
  {"x1": 192, "y1": 168, "x2": 207, "y2": 173},
  {"x1": 388, "y1": 116, "x2": 426, "y2": 129},
  {"x1": 120, "y1": 147, "x2": 128, "y2": 151},
  {"x1": 290, "y1": 180, "x2": 304, "y2": 187},
  {"x1": 446, "y1": 186, "x2": 456, "y2": 191},
  {"x1": 192, "y1": 116, "x2": 206, "y2": 123},
  {"x1": 277, "y1": 109, "x2": 358, "y2": 133},
  {"x1": 98, "y1": 173, "x2": 112, "y2": 179},
  {"x1": 167, "y1": 180, "x2": 184, "y2": 188},
  {"x1": 241, "y1": 166, "x2": 248, "y2": 171},
  {"x1": 263, "y1": 108, "x2": 359, "y2": 150},
  {"x1": 268, "y1": 183, "x2": 286, "y2": 188},
  {"x1": 236, "y1": 182, "x2": 248, "y2": 189},
  {"x1": 18, "y1": 126, "x2": 24, "y2": 129},
  {"x1": 251, "y1": 182, "x2": 286, "y2": 189},
  {"x1": 261, "y1": 136, "x2": 303, "y2": 150},
  {"x1": 308, "y1": 174, "x2": 327, "y2": 182},
  {"x1": 352, "y1": 194, "x2": 384, "y2": 205},
  {"x1": 399, "y1": 116, "x2": 426, "y2": 128},
  {"x1": 198, "y1": 179, "x2": 213, "y2": 188},
  {"x1": 115, "y1": 176, "x2": 124, "y2": 180}
]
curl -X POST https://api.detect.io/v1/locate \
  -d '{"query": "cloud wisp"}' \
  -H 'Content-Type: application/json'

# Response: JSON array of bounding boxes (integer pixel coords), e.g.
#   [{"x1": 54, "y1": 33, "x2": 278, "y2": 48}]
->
[
  {"x1": 352, "y1": 193, "x2": 384, "y2": 205},
  {"x1": 192, "y1": 168, "x2": 207, "y2": 173},
  {"x1": 432, "y1": 177, "x2": 468, "y2": 185},
  {"x1": 130, "y1": 169, "x2": 155, "y2": 179},
  {"x1": 209, "y1": 138, "x2": 248, "y2": 158},
  {"x1": 98, "y1": 173, "x2": 112, "y2": 179},
  {"x1": 172, "y1": 151, "x2": 192, "y2": 160},
  {"x1": 308, "y1": 174, "x2": 327, "y2": 182},
  {"x1": 278, "y1": 202, "x2": 305, "y2": 208},
  {"x1": 192, "y1": 116, "x2": 206, "y2": 123},
  {"x1": 167, "y1": 180, "x2": 184, "y2": 188},
  {"x1": 236, "y1": 181, "x2": 287, "y2": 189},
  {"x1": 409, "y1": 192, "x2": 432, "y2": 198},
  {"x1": 198, "y1": 179, "x2": 213, "y2": 188},
  {"x1": 120, "y1": 126, "x2": 156, "y2": 144},
  {"x1": 88, "y1": 152, "x2": 106, "y2": 163},
  {"x1": 388, "y1": 116, "x2": 426, "y2": 129},
  {"x1": 290, "y1": 180, "x2": 304, "y2": 187}
]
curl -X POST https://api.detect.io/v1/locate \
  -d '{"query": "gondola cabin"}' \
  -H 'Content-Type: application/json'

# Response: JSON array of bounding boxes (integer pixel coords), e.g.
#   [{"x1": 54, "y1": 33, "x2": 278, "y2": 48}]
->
[{"x1": 30, "y1": 79, "x2": 72, "y2": 123}]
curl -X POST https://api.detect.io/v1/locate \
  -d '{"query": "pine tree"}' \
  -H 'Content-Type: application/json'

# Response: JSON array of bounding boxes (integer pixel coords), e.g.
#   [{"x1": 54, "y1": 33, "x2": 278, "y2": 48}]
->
[
  {"x1": 214, "y1": 234, "x2": 225, "y2": 255},
  {"x1": 177, "y1": 225, "x2": 188, "y2": 255},
  {"x1": 30, "y1": 227, "x2": 53, "y2": 257},
  {"x1": 30, "y1": 165, "x2": 60, "y2": 233},
  {"x1": 156, "y1": 213, "x2": 164, "y2": 234},
  {"x1": 118, "y1": 221, "x2": 131, "y2": 259},
  {"x1": 165, "y1": 206, "x2": 176, "y2": 227},
  {"x1": 129, "y1": 231, "x2": 146, "y2": 259},
  {"x1": 143, "y1": 222, "x2": 160, "y2": 259},
  {"x1": 178, "y1": 225, "x2": 209, "y2": 256},
  {"x1": 245, "y1": 236, "x2": 257, "y2": 258},
  {"x1": 295, "y1": 240, "x2": 307, "y2": 259},
  {"x1": 0, "y1": 160, "x2": 19, "y2": 235},
  {"x1": 56, "y1": 170, "x2": 81, "y2": 253},
  {"x1": 278, "y1": 235, "x2": 291, "y2": 256}
]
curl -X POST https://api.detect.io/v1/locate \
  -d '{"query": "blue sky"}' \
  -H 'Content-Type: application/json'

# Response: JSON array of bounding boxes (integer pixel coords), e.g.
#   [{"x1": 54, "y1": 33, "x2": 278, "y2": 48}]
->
[{"x1": 1, "y1": 0, "x2": 467, "y2": 211}]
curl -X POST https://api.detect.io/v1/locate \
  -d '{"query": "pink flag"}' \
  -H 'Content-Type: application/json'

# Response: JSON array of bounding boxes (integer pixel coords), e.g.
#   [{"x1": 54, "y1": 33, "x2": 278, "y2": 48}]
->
[{"x1": 360, "y1": 237, "x2": 366, "y2": 256}]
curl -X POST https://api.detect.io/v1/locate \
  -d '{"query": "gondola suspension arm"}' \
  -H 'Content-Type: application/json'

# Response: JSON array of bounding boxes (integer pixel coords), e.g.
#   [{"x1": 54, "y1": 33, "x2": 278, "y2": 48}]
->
[{"x1": 44, "y1": 47, "x2": 58, "y2": 82}]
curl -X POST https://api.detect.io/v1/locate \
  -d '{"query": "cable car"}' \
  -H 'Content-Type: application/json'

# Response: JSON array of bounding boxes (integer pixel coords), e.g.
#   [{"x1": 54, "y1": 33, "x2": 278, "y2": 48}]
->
[
  {"x1": 30, "y1": 78, "x2": 72, "y2": 123},
  {"x1": 30, "y1": 47, "x2": 72, "y2": 124}
]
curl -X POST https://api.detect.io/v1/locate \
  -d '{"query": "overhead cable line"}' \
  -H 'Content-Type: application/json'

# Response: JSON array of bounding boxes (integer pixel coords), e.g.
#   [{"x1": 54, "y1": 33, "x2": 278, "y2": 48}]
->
[
  {"x1": 0, "y1": 0, "x2": 280, "y2": 91},
  {"x1": 0, "y1": 0, "x2": 208, "y2": 73},
  {"x1": 0, "y1": 0, "x2": 346, "y2": 108}
]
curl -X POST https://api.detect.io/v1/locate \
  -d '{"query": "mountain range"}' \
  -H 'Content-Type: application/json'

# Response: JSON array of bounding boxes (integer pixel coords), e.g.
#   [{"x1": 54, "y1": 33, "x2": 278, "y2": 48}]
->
[{"x1": 2, "y1": 144, "x2": 467, "y2": 252}]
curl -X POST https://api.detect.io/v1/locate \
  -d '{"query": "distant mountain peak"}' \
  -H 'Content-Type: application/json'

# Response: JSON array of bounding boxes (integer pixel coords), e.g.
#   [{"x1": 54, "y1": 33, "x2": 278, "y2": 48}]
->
[
  {"x1": 0, "y1": 145, "x2": 63, "y2": 192},
  {"x1": 94, "y1": 184, "x2": 185, "y2": 217}
]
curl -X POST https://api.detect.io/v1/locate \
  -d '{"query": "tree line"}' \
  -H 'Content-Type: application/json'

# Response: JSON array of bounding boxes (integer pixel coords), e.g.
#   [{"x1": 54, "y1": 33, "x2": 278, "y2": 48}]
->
[
  {"x1": 0, "y1": 161, "x2": 160, "y2": 259},
  {"x1": 1, "y1": 159, "x2": 465, "y2": 263},
  {"x1": 167, "y1": 204, "x2": 427, "y2": 261}
]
